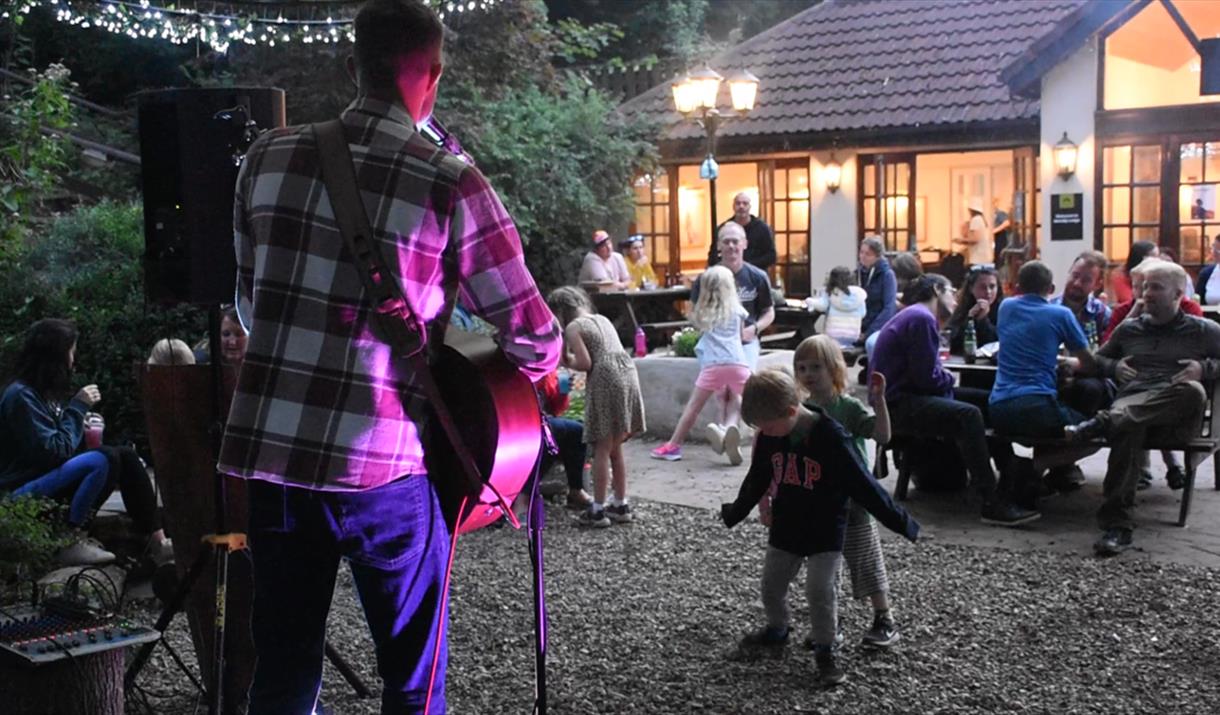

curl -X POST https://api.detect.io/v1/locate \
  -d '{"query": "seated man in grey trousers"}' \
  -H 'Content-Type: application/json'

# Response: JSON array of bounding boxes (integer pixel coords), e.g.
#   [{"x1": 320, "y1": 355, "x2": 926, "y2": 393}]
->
[{"x1": 1066, "y1": 260, "x2": 1220, "y2": 556}]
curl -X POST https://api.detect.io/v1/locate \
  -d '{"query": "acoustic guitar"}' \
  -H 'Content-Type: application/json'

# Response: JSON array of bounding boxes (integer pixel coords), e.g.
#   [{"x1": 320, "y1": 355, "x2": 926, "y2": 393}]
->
[{"x1": 426, "y1": 329, "x2": 543, "y2": 534}]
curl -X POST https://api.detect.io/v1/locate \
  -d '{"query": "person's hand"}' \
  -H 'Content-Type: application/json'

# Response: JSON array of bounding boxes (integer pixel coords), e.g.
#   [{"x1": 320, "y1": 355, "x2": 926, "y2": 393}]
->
[
  {"x1": 1173, "y1": 359, "x2": 1204, "y2": 384},
  {"x1": 1058, "y1": 356, "x2": 1081, "y2": 374},
  {"x1": 1116, "y1": 356, "x2": 1137, "y2": 383},
  {"x1": 969, "y1": 300, "x2": 990, "y2": 319},
  {"x1": 1129, "y1": 299, "x2": 1145, "y2": 319},
  {"x1": 867, "y1": 371, "x2": 886, "y2": 407},
  {"x1": 74, "y1": 384, "x2": 101, "y2": 407},
  {"x1": 742, "y1": 324, "x2": 757, "y2": 343},
  {"x1": 719, "y1": 503, "x2": 733, "y2": 526}
]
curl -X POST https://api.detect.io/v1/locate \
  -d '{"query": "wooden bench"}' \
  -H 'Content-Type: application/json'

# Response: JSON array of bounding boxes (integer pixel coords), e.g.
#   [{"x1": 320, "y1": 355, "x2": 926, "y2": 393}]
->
[{"x1": 884, "y1": 381, "x2": 1220, "y2": 526}]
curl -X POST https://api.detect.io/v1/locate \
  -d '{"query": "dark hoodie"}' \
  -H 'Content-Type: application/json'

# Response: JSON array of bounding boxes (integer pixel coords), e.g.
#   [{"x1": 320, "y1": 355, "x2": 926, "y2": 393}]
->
[{"x1": 857, "y1": 257, "x2": 897, "y2": 339}]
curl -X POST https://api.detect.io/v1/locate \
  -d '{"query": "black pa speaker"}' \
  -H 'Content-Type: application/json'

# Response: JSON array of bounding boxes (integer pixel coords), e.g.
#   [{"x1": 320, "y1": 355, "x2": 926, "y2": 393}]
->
[
  {"x1": 137, "y1": 87, "x2": 286, "y2": 305},
  {"x1": 1202, "y1": 39, "x2": 1220, "y2": 96}
]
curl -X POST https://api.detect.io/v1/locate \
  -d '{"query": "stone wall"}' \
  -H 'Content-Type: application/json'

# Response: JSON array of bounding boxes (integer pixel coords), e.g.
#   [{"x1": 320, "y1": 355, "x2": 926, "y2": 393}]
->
[{"x1": 635, "y1": 350, "x2": 794, "y2": 441}]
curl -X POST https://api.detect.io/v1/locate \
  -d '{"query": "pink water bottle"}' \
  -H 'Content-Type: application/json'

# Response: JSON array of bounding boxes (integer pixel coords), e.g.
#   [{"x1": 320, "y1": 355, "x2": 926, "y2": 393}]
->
[{"x1": 634, "y1": 327, "x2": 647, "y2": 357}]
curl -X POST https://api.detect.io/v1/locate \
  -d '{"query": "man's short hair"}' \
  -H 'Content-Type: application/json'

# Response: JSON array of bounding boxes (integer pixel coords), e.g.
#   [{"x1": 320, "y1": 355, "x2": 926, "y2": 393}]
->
[
  {"x1": 741, "y1": 369, "x2": 800, "y2": 427},
  {"x1": 1128, "y1": 256, "x2": 1165, "y2": 277},
  {"x1": 1071, "y1": 250, "x2": 1108, "y2": 275},
  {"x1": 860, "y1": 235, "x2": 885, "y2": 257},
  {"x1": 718, "y1": 221, "x2": 746, "y2": 243},
  {"x1": 901, "y1": 273, "x2": 951, "y2": 306},
  {"x1": 354, "y1": 0, "x2": 444, "y2": 90},
  {"x1": 1017, "y1": 260, "x2": 1054, "y2": 295},
  {"x1": 1141, "y1": 260, "x2": 1189, "y2": 293}
]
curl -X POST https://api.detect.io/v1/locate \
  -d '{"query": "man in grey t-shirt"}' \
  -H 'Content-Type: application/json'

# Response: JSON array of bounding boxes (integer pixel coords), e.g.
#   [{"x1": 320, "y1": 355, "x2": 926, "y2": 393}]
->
[{"x1": 1066, "y1": 261, "x2": 1220, "y2": 556}]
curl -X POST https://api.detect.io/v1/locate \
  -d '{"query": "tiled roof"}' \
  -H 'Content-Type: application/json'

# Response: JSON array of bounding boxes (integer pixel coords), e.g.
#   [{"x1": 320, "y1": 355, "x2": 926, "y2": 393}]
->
[{"x1": 621, "y1": 0, "x2": 1091, "y2": 144}]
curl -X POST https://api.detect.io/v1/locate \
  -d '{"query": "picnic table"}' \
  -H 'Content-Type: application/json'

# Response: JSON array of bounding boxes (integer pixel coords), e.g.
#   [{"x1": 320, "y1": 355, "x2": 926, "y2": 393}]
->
[{"x1": 590, "y1": 285, "x2": 692, "y2": 350}]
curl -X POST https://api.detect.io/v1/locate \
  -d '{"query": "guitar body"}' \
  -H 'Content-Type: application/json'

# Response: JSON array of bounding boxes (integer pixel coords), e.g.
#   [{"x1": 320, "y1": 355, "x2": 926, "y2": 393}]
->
[{"x1": 426, "y1": 329, "x2": 543, "y2": 534}]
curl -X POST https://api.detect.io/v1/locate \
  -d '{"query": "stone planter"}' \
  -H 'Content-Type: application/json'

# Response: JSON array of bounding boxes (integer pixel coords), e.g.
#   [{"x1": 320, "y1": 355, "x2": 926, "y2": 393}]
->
[{"x1": 634, "y1": 350, "x2": 794, "y2": 441}]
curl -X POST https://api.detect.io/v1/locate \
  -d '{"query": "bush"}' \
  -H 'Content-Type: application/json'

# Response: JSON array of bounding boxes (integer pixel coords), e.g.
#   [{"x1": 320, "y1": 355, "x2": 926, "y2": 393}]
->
[
  {"x1": 0, "y1": 496, "x2": 71, "y2": 585},
  {"x1": 670, "y1": 327, "x2": 700, "y2": 358},
  {"x1": 0, "y1": 201, "x2": 207, "y2": 459}
]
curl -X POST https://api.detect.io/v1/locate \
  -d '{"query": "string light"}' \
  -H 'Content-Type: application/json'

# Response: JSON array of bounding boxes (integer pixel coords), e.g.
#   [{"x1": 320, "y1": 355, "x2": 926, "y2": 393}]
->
[{"x1": 1, "y1": 1, "x2": 502, "y2": 53}]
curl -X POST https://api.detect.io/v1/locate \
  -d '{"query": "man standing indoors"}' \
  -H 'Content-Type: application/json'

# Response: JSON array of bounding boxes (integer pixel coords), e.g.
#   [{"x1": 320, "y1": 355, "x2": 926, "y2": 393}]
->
[
  {"x1": 707, "y1": 192, "x2": 777, "y2": 272},
  {"x1": 1066, "y1": 261, "x2": 1220, "y2": 556},
  {"x1": 218, "y1": 1, "x2": 562, "y2": 712}
]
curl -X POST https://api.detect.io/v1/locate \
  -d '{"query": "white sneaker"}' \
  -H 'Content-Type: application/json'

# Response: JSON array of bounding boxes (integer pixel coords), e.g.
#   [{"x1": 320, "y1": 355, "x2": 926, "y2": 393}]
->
[
  {"x1": 705, "y1": 423, "x2": 726, "y2": 454},
  {"x1": 724, "y1": 424, "x2": 743, "y2": 466},
  {"x1": 58, "y1": 537, "x2": 116, "y2": 566}
]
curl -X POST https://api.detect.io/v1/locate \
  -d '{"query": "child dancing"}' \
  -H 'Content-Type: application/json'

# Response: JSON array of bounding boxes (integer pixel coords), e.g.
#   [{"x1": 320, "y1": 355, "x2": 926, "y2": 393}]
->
[
  {"x1": 548, "y1": 287, "x2": 645, "y2": 528},
  {"x1": 721, "y1": 369, "x2": 918, "y2": 686},
  {"x1": 794, "y1": 335, "x2": 900, "y2": 647},
  {"x1": 650, "y1": 265, "x2": 751, "y2": 465}
]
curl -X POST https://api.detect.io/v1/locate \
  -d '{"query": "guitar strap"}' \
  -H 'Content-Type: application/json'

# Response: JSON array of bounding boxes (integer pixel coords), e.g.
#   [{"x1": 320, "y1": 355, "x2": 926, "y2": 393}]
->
[{"x1": 312, "y1": 119, "x2": 486, "y2": 519}]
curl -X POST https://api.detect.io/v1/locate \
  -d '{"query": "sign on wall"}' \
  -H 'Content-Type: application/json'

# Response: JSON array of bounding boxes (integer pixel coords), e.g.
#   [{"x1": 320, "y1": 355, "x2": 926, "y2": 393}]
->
[{"x1": 1050, "y1": 193, "x2": 1083, "y2": 241}]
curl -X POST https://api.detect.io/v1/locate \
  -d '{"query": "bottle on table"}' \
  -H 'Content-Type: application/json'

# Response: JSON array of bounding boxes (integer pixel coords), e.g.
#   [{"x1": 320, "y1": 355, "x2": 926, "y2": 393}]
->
[{"x1": 963, "y1": 320, "x2": 977, "y2": 364}]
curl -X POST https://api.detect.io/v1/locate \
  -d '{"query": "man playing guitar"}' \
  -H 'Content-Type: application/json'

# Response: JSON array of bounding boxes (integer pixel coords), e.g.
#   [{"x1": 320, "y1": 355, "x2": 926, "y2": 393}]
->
[{"x1": 217, "y1": 1, "x2": 562, "y2": 712}]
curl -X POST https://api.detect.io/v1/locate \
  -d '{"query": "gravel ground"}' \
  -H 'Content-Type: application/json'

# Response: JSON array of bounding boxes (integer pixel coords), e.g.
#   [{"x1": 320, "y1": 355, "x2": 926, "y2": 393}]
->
[{"x1": 125, "y1": 498, "x2": 1220, "y2": 714}]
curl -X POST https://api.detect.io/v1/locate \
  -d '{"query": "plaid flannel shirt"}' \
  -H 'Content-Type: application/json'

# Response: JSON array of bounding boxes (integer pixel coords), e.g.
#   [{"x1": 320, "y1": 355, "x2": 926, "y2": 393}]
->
[{"x1": 218, "y1": 97, "x2": 561, "y2": 491}]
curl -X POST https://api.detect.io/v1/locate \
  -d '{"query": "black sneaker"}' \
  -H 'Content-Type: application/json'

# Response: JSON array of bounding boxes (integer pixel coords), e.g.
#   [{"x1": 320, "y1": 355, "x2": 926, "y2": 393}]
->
[
  {"x1": 861, "y1": 612, "x2": 900, "y2": 648},
  {"x1": 739, "y1": 625, "x2": 790, "y2": 649},
  {"x1": 605, "y1": 503, "x2": 634, "y2": 524},
  {"x1": 1094, "y1": 527, "x2": 1133, "y2": 556},
  {"x1": 980, "y1": 500, "x2": 1041, "y2": 527},
  {"x1": 1165, "y1": 466, "x2": 1186, "y2": 491},
  {"x1": 814, "y1": 648, "x2": 847, "y2": 687},
  {"x1": 1064, "y1": 415, "x2": 1108, "y2": 442},
  {"x1": 577, "y1": 506, "x2": 611, "y2": 529}
]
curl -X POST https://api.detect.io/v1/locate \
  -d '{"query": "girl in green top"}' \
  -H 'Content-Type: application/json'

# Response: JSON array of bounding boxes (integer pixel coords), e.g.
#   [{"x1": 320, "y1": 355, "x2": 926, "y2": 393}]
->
[{"x1": 793, "y1": 335, "x2": 900, "y2": 648}]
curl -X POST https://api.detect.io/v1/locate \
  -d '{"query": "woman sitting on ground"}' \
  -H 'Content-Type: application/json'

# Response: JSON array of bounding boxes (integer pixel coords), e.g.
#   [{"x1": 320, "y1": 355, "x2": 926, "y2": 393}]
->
[
  {"x1": 0, "y1": 319, "x2": 170, "y2": 566},
  {"x1": 945, "y1": 264, "x2": 1002, "y2": 355}
]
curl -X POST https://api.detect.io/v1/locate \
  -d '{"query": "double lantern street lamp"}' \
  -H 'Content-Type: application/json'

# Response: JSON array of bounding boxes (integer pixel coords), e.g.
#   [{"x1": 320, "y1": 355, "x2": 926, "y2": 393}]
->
[{"x1": 671, "y1": 66, "x2": 760, "y2": 231}]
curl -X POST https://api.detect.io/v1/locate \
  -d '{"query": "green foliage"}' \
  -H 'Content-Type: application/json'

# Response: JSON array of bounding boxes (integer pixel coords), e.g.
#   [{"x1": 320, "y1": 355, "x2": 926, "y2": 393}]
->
[
  {"x1": 0, "y1": 63, "x2": 77, "y2": 254},
  {"x1": 670, "y1": 326, "x2": 699, "y2": 358},
  {"x1": 440, "y1": 76, "x2": 657, "y2": 293},
  {"x1": 0, "y1": 496, "x2": 71, "y2": 583},
  {"x1": 0, "y1": 201, "x2": 207, "y2": 456}
]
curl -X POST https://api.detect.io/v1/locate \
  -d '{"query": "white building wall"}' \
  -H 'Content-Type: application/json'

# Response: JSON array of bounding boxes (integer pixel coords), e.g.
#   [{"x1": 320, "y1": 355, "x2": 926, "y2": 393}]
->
[
  {"x1": 809, "y1": 150, "x2": 859, "y2": 290},
  {"x1": 1039, "y1": 37, "x2": 1099, "y2": 285}
]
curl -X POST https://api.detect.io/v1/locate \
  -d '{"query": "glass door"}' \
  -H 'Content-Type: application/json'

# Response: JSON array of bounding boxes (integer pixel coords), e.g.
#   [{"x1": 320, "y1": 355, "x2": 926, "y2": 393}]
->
[{"x1": 858, "y1": 153, "x2": 916, "y2": 253}]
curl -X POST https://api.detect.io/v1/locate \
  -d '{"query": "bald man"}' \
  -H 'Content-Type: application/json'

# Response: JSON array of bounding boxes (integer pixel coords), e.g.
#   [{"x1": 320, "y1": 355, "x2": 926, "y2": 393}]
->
[{"x1": 707, "y1": 192, "x2": 776, "y2": 271}]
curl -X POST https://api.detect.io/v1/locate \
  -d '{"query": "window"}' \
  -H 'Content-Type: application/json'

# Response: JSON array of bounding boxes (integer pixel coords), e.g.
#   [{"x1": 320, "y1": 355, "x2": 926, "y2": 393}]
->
[
  {"x1": 1100, "y1": 144, "x2": 1162, "y2": 264},
  {"x1": 1103, "y1": 1, "x2": 1220, "y2": 110},
  {"x1": 770, "y1": 159, "x2": 810, "y2": 297},
  {"x1": 1177, "y1": 142, "x2": 1220, "y2": 266},
  {"x1": 631, "y1": 172, "x2": 671, "y2": 280}
]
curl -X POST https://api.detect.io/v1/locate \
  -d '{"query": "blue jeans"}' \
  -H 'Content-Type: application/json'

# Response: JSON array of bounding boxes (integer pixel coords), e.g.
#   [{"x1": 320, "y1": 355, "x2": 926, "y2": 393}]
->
[
  {"x1": 543, "y1": 416, "x2": 586, "y2": 490},
  {"x1": 10, "y1": 451, "x2": 111, "y2": 526},
  {"x1": 990, "y1": 394, "x2": 1085, "y2": 439},
  {"x1": 246, "y1": 475, "x2": 450, "y2": 715}
]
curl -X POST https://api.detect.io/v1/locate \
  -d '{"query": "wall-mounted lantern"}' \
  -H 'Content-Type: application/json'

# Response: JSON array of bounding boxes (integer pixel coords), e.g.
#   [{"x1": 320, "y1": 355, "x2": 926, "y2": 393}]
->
[
  {"x1": 822, "y1": 155, "x2": 842, "y2": 193},
  {"x1": 1054, "y1": 132, "x2": 1078, "y2": 179}
]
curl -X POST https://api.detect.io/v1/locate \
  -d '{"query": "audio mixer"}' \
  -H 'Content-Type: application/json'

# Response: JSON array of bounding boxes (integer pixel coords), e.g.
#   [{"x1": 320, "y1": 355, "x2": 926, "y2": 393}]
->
[{"x1": 0, "y1": 604, "x2": 159, "y2": 666}]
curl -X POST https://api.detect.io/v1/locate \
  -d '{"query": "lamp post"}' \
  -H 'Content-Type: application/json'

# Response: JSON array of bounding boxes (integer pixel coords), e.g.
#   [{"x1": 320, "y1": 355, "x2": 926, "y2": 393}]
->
[{"x1": 671, "y1": 66, "x2": 759, "y2": 237}]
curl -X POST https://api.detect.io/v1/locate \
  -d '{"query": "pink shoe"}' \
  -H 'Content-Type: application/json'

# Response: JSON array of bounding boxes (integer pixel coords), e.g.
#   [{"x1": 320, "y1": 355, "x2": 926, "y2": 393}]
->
[{"x1": 650, "y1": 443, "x2": 682, "y2": 461}]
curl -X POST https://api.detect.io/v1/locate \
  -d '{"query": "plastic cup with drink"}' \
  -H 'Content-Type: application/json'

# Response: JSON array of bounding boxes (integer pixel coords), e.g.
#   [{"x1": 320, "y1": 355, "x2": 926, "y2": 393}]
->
[
  {"x1": 938, "y1": 330, "x2": 952, "y2": 363},
  {"x1": 84, "y1": 413, "x2": 105, "y2": 450}
]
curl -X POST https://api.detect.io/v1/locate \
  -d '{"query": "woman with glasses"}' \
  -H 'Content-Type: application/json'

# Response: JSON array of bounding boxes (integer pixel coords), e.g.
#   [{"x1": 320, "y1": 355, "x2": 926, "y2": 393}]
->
[{"x1": 946, "y1": 264, "x2": 1001, "y2": 355}]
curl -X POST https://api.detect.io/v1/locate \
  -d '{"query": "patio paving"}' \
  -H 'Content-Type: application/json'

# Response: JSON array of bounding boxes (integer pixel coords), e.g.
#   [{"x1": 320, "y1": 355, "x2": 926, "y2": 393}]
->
[{"x1": 625, "y1": 433, "x2": 1220, "y2": 571}]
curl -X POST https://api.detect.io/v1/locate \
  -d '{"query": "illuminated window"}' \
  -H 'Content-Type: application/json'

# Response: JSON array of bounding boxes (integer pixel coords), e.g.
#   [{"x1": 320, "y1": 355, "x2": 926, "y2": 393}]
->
[
  {"x1": 1103, "y1": 1, "x2": 1220, "y2": 110},
  {"x1": 1101, "y1": 144, "x2": 1162, "y2": 264},
  {"x1": 1178, "y1": 142, "x2": 1220, "y2": 265},
  {"x1": 772, "y1": 159, "x2": 810, "y2": 297},
  {"x1": 632, "y1": 172, "x2": 670, "y2": 280}
]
